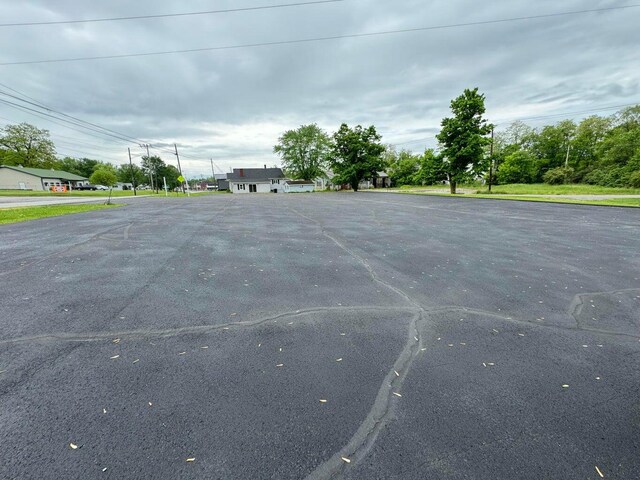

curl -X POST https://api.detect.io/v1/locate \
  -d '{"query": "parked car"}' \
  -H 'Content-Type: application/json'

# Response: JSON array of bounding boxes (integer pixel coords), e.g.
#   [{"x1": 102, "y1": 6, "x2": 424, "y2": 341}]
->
[
  {"x1": 74, "y1": 184, "x2": 97, "y2": 191},
  {"x1": 95, "y1": 185, "x2": 109, "y2": 190}
]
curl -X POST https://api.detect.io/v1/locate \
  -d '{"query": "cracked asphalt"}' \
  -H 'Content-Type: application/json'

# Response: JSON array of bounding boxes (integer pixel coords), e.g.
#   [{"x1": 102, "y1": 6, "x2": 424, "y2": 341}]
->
[{"x1": 0, "y1": 192, "x2": 639, "y2": 479}]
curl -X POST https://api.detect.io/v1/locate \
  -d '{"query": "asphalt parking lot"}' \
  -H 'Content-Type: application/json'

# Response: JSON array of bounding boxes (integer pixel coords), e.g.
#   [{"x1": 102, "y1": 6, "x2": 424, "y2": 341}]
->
[{"x1": 0, "y1": 192, "x2": 638, "y2": 479}]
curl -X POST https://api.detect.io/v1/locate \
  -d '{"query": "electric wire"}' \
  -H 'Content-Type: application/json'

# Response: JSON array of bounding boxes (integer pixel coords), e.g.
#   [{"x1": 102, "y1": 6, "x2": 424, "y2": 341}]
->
[
  {"x1": 1, "y1": 5, "x2": 638, "y2": 66},
  {"x1": 0, "y1": 0, "x2": 344, "y2": 27}
]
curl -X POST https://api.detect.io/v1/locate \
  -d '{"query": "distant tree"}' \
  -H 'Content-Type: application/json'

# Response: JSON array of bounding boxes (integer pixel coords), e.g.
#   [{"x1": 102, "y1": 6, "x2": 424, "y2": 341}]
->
[
  {"x1": 528, "y1": 120, "x2": 576, "y2": 181},
  {"x1": 329, "y1": 123, "x2": 385, "y2": 191},
  {"x1": 387, "y1": 149, "x2": 420, "y2": 186},
  {"x1": 117, "y1": 163, "x2": 146, "y2": 188},
  {"x1": 158, "y1": 164, "x2": 181, "y2": 190},
  {"x1": 141, "y1": 155, "x2": 164, "y2": 192},
  {"x1": 0, "y1": 122, "x2": 56, "y2": 167},
  {"x1": 89, "y1": 167, "x2": 117, "y2": 187},
  {"x1": 436, "y1": 88, "x2": 492, "y2": 193},
  {"x1": 413, "y1": 149, "x2": 447, "y2": 185},
  {"x1": 496, "y1": 150, "x2": 536, "y2": 184},
  {"x1": 57, "y1": 157, "x2": 84, "y2": 176},
  {"x1": 273, "y1": 124, "x2": 331, "y2": 180},
  {"x1": 571, "y1": 116, "x2": 612, "y2": 180}
]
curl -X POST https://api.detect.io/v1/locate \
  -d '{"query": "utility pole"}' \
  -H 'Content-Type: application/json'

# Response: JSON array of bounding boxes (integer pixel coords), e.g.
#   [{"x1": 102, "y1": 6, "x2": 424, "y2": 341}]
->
[
  {"x1": 488, "y1": 126, "x2": 495, "y2": 193},
  {"x1": 140, "y1": 144, "x2": 152, "y2": 192},
  {"x1": 174, "y1": 143, "x2": 186, "y2": 194},
  {"x1": 210, "y1": 158, "x2": 215, "y2": 183},
  {"x1": 127, "y1": 147, "x2": 137, "y2": 196}
]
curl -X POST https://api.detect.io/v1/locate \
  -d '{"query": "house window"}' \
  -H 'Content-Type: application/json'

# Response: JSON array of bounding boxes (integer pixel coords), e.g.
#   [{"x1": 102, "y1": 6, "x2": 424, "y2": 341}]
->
[
  {"x1": 237, "y1": 184, "x2": 246, "y2": 190},
  {"x1": 249, "y1": 184, "x2": 257, "y2": 193}
]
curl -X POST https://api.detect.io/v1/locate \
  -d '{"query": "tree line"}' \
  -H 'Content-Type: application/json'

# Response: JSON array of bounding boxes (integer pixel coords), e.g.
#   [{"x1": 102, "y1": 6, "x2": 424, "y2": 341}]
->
[
  {"x1": 275, "y1": 92, "x2": 640, "y2": 192},
  {"x1": 274, "y1": 88, "x2": 491, "y2": 193},
  {"x1": 0, "y1": 122, "x2": 182, "y2": 190}
]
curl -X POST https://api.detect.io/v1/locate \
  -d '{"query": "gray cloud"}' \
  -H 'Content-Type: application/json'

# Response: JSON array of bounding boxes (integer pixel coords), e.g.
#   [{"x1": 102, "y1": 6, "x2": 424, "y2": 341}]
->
[{"x1": 1, "y1": 0, "x2": 638, "y2": 177}]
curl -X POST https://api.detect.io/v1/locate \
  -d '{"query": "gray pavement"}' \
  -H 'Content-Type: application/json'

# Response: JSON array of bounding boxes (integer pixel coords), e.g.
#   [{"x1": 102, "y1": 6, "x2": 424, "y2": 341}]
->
[{"x1": 0, "y1": 192, "x2": 638, "y2": 479}]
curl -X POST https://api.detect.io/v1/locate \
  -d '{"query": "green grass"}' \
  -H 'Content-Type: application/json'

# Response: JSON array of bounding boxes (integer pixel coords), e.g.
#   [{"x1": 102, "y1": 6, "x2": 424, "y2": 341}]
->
[
  {"x1": 0, "y1": 189, "x2": 154, "y2": 197},
  {"x1": 0, "y1": 204, "x2": 120, "y2": 224},
  {"x1": 471, "y1": 195, "x2": 640, "y2": 207},
  {"x1": 479, "y1": 183, "x2": 640, "y2": 195}
]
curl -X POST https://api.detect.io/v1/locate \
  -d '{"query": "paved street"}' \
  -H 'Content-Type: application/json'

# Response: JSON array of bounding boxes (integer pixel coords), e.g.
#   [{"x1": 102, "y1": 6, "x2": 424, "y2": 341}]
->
[{"x1": 0, "y1": 193, "x2": 638, "y2": 479}]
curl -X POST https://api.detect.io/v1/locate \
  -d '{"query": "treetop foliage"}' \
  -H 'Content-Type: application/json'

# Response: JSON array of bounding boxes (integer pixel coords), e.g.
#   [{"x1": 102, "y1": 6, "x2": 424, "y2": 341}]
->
[
  {"x1": 329, "y1": 123, "x2": 385, "y2": 191},
  {"x1": 273, "y1": 124, "x2": 331, "y2": 181}
]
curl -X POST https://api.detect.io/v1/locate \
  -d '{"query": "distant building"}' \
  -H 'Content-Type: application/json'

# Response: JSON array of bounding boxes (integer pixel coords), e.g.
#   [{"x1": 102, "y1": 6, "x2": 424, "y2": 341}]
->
[
  {"x1": 227, "y1": 166, "x2": 286, "y2": 193},
  {"x1": 282, "y1": 180, "x2": 315, "y2": 193},
  {"x1": 0, "y1": 165, "x2": 88, "y2": 191},
  {"x1": 215, "y1": 173, "x2": 229, "y2": 191},
  {"x1": 359, "y1": 171, "x2": 390, "y2": 190}
]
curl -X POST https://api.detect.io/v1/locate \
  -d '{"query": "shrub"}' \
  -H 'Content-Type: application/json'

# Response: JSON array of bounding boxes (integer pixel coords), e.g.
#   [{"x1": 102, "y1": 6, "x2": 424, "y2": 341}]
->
[
  {"x1": 627, "y1": 170, "x2": 640, "y2": 188},
  {"x1": 543, "y1": 167, "x2": 574, "y2": 185}
]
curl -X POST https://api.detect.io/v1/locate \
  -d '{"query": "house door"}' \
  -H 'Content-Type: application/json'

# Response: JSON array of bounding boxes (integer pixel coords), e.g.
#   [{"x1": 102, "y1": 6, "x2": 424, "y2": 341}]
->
[{"x1": 249, "y1": 184, "x2": 257, "y2": 193}]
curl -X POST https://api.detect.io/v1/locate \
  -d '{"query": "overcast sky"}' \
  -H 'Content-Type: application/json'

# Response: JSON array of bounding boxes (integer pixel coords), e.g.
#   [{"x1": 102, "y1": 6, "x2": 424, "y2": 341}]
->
[{"x1": 0, "y1": 0, "x2": 638, "y2": 177}]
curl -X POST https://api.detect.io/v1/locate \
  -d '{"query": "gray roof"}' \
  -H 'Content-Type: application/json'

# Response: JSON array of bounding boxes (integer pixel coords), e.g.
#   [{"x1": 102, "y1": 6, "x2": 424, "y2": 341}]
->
[{"x1": 227, "y1": 167, "x2": 284, "y2": 182}]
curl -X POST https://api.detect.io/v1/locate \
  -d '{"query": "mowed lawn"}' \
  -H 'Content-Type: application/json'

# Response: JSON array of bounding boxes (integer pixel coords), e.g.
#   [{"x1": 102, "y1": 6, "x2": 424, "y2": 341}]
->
[{"x1": 0, "y1": 204, "x2": 120, "y2": 224}]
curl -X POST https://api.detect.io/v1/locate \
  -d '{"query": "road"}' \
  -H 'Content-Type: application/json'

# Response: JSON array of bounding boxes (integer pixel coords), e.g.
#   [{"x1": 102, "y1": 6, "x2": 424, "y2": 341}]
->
[{"x1": 0, "y1": 193, "x2": 638, "y2": 479}]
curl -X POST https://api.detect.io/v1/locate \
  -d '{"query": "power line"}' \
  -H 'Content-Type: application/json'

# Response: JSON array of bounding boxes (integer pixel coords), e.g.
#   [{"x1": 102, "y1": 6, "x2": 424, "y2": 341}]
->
[
  {"x1": 0, "y1": 0, "x2": 345, "y2": 28},
  {"x1": 0, "y1": 88, "x2": 143, "y2": 143},
  {"x1": 0, "y1": 85, "x2": 195, "y2": 159},
  {"x1": 1, "y1": 5, "x2": 638, "y2": 66}
]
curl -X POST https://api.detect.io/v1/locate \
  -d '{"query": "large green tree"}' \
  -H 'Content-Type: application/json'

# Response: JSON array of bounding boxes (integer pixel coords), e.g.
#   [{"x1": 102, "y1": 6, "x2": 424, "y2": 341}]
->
[
  {"x1": 273, "y1": 124, "x2": 331, "y2": 180},
  {"x1": 436, "y1": 88, "x2": 492, "y2": 193},
  {"x1": 0, "y1": 123, "x2": 56, "y2": 168},
  {"x1": 329, "y1": 124, "x2": 385, "y2": 191}
]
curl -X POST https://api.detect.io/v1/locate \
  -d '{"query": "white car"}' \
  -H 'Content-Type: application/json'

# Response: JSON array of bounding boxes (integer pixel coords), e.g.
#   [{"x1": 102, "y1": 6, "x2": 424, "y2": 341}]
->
[{"x1": 95, "y1": 185, "x2": 109, "y2": 190}]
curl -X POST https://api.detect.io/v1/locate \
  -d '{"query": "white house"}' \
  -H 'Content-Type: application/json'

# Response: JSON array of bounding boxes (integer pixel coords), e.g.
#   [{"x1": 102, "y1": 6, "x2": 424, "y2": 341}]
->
[
  {"x1": 0, "y1": 165, "x2": 88, "y2": 191},
  {"x1": 227, "y1": 167, "x2": 286, "y2": 194},
  {"x1": 282, "y1": 180, "x2": 315, "y2": 193}
]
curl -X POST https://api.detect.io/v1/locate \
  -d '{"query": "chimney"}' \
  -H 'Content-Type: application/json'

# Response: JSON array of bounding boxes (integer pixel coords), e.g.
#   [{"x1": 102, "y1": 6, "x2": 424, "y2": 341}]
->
[{"x1": 239, "y1": 168, "x2": 244, "y2": 177}]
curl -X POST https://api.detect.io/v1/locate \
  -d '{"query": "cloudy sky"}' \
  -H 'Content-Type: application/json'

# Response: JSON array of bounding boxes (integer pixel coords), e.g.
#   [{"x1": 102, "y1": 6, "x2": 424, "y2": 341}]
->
[{"x1": 0, "y1": 0, "x2": 638, "y2": 177}]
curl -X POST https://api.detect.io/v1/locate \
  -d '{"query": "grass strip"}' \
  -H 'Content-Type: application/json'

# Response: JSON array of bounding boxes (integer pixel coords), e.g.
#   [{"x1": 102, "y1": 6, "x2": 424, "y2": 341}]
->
[{"x1": 0, "y1": 204, "x2": 120, "y2": 225}]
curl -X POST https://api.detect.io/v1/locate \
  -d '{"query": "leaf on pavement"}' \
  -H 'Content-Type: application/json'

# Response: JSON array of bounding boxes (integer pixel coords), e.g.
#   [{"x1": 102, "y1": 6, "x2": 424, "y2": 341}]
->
[{"x1": 69, "y1": 443, "x2": 78, "y2": 449}]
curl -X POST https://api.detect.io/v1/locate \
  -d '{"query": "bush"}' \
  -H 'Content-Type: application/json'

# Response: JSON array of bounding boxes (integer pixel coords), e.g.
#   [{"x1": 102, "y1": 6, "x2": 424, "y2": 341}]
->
[
  {"x1": 543, "y1": 167, "x2": 574, "y2": 185},
  {"x1": 627, "y1": 170, "x2": 640, "y2": 188},
  {"x1": 584, "y1": 167, "x2": 626, "y2": 187}
]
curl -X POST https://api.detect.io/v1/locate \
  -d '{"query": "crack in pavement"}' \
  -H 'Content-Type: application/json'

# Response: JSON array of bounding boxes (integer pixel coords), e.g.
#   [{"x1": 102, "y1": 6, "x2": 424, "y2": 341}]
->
[
  {"x1": 287, "y1": 204, "x2": 640, "y2": 479},
  {"x1": 0, "y1": 306, "x2": 419, "y2": 346}
]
